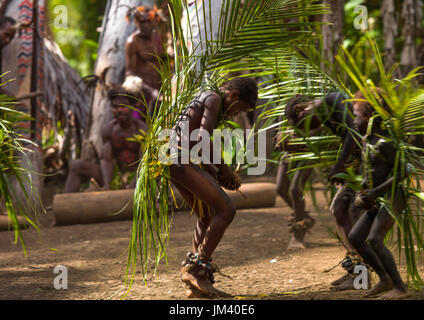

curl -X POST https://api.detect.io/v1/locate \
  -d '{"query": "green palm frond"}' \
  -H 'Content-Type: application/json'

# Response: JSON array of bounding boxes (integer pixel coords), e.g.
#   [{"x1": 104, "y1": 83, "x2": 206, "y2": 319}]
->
[
  {"x1": 257, "y1": 27, "x2": 424, "y2": 288},
  {"x1": 0, "y1": 79, "x2": 41, "y2": 255},
  {"x1": 125, "y1": 0, "x2": 329, "y2": 293},
  {"x1": 333, "y1": 34, "x2": 424, "y2": 288}
]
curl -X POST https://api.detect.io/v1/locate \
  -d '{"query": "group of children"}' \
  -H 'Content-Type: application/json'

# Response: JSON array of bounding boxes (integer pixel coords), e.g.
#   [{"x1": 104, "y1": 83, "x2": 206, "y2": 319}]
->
[
  {"x1": 274, "y1": 89, "x2": 410, "y2": 299},
  {"x1": 62, "y1": 6, "x2": 412, "y2": 300},
  {"x1": 165, "y1": 74, "x2": 411, "y2": 300},
  {"x1": 0, "y1": 3, "x2": 413, "y2": 301}
]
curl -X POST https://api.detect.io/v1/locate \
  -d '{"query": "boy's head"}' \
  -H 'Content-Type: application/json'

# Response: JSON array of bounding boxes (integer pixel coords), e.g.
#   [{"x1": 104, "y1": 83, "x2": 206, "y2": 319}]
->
[
  {"x1": 285, "y1": 94, "x2": 322, "y2": 130},
  {"x1": 133, "y1": 6, "x2": 160, "y2": 36},
  {"x1": 352, "y1": 88, "x2": 387, "y2": 135},
  {"x1": 107, "y1": 85, "x2": 134, "y2": 125},
  {"x1": 0, "y1": 17, "x2": 16, "y2": 49},
  {"x1": 222, "y1": 77, "x2": 258, "y2": 117}
]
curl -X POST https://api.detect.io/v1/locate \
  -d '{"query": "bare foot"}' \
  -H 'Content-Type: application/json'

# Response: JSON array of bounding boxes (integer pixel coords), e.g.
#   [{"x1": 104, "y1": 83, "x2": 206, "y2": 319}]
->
[
  {"x1": 287, "y1": 234, "x2": 306, "y2": 250},
  {"x1": 182, "y1": 270, "x2": 230, "y2": 297},
  {"x1": 186, "y1": 283, "x2": 231, "y2": 299},
  {"x1": 331, "y1": 276, "x2": 356, "y2": 291},
  {"x1": 364, "y1": 279, "x2": 393, "y2": 297},
  {"x1": 186, "y1": 284, "x2": 208, "y2": 298},
  {"x1": 378, "y1": 288, "x2": 410, "y2": 300}
]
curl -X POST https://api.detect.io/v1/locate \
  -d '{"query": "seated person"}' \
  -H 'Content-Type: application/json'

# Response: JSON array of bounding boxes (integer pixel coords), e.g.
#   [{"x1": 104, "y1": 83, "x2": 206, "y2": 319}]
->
[{"x1": 64, "y1": 85, "x2": 147, "y2": 192}]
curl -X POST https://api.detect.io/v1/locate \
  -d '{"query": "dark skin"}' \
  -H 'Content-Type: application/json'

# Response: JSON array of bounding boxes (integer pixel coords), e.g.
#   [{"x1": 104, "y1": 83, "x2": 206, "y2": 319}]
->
[
  {"x1": 278, "y1": 92, "x2": 358, "y2": 251},
  {"x1": 64, "y1": 96, "x2": 147, "y2": 193},
  {"x1": 281, "y1": 92, "x2": 363, "y2": 290},
  {"x1": 172, "y1": 88, "x2": 253, "y2": 297},
  {"x1": 347, "y1": 100, "x2": 410, "y2": 299},
  {"x1": 125, "y1": 11, "x2": 164, "y2": 115},
  {"x1": 275, "y1": 128, "x2": 316, "y2": 250},
  {"x1": 291, "y1": 92, "x2": 357, "y2": 181},
  {"x1": 0, "y1": 21, "x2": 15, "y2": 49}
]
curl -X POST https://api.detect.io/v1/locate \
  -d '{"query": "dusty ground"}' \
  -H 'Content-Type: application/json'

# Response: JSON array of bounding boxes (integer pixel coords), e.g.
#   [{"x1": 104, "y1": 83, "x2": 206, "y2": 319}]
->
[{"x1": 0, "y1": 180, "x2": 424, "y2": 300}]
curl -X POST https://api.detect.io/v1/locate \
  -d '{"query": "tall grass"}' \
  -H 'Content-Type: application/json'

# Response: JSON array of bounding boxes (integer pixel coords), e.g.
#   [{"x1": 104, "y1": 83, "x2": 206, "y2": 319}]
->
[{"x1": 0, "y1": 75, "x2": 40, "y2": 255}]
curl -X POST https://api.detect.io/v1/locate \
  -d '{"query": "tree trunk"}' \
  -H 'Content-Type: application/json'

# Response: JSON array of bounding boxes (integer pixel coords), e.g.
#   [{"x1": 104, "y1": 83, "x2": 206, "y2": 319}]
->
[
  {"x1": 381, "y1": 0, "x2": 398, "y2": 74},
  {"x1": 321, "y1": 0, "x2": 344, "y2": 69},
  {"x1": 400, "y1": 0, "x2": 421, "y2": 77},
  {"x1": 84, "y1": 0, "x2": 154, "y2": 159}
]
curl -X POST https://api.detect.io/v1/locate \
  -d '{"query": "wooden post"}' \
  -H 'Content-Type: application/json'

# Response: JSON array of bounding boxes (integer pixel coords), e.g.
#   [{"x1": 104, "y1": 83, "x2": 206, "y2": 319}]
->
[
  {"x1": 83, "y1": 0, "x2": 154, "y2": 159},
  {"x1": 30, "y1": 0, "x2": 38, "y2": 140}
]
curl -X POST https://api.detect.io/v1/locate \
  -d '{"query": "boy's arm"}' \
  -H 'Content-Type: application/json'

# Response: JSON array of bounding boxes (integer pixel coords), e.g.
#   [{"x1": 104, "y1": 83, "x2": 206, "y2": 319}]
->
[
  {"x1": 199, "y1": 93, "x2": 239, "y2": 188},
  {"x1": 198, "y1": 92, "x2": 223, "y2": 169},
  {"x1": 355, "y1": 142, "x2": 407, "y2": 209},
  {"x1": 325, "y1": 92, "x2": 357, "y2": 183}
]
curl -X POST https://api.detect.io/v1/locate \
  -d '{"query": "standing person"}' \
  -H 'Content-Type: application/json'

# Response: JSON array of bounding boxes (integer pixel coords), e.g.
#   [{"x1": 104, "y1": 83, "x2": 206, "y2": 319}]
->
[
  {"x1": 172, "y1": 77, "x2": 258, "y2": 298},
  {"x1": 123, "y1": 6, "x2": 165, "y2": 118},
  {"x1": 281, "y1": 91, "x2": 365, "y2": 290},
  {"x1": 348, "y1": 89, "x2": 410, "y2": 299},
  {"x1": 275, "y1": 95, "x2": 318, "y2": 250}
]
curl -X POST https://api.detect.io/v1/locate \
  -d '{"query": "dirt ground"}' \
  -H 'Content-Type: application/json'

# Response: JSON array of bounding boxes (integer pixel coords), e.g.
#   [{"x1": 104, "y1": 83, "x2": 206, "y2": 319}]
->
[{"x1": 1, "y1": 179, "x2": 424, "y2": 301}]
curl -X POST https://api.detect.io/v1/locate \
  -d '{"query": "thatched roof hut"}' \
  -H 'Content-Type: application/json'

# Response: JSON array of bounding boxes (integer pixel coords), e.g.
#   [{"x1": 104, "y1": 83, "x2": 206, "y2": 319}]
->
[{"x1": 1, "y1": 0, "x2": 89, "y2": 151}]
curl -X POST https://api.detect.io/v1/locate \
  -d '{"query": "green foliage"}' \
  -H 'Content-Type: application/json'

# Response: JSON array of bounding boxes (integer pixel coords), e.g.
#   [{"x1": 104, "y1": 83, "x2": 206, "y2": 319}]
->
[
  {"x1": 49, "y1": 0, "x2": 106, "y2": 77},
  {"x1": 0, "y1": 76, "x2": 40, "y2": 255},
  {"x1": 335, "y1": 34, "x2": 424, "y2": 288}
]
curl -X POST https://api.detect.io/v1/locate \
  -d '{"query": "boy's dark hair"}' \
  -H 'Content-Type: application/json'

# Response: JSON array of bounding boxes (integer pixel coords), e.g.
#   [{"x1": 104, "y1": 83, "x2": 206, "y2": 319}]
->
[
  {"x1": 354, "y1": 88, "x2": 390, "y2": 131},
  {"x1": 284, "y1": 94, "x2": 313, "y2": 124},
  {"x1": 223, "y1": 77, "x2": 258, "y2": 108},
  {"x1": 0, "y1": 17, "x2": 16, "y2": 28},
  {"x1": 106, "y1": 83, "x2": 139, "y2": 105},
  {"x1": 107, "y1": 84, "x2": 126, "y2": 101}
]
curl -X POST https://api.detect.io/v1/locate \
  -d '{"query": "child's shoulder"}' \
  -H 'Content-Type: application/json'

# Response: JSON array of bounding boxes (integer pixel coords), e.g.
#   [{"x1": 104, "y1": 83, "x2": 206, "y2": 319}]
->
[{"x1": 201, "y1": 91, "x2": 222, "y2": 108}]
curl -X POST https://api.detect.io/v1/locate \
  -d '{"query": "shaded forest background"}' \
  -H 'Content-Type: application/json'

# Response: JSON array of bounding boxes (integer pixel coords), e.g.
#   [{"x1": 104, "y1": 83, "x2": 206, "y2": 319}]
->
[
  {"x1": 48, "y1": 0, "x2": 167, "y2": 77},
  {"x1": 48, "y1": 0, "x2": 424, "y2": 79}
]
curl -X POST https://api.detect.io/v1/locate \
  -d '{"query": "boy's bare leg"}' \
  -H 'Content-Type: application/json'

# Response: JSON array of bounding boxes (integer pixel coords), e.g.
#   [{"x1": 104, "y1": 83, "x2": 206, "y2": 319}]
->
[
  {"x1": 287, "y1": 166, "x2": 314, "y2": 250},
  {"x1": 276, "y1": 156, "x2": 293, "y2": 208},
  {"x1": 348, "y1": 209, "x2": 394, "y2": 297},
  {"x1": 368, "y1": 193, "x2": 409, "y2": 299},
  {"x1": 331, "y1": 188, "x2": 362, "y2": 291},
  {"x1": 171, "y1": 164, "x2": 235, "y2": 297},
  {"x1": 64, "y1": 160, "x2": 103, "y2": 193},
  {"x1": 172, "y1": 181, "x2": 212, "y2": 255}
]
